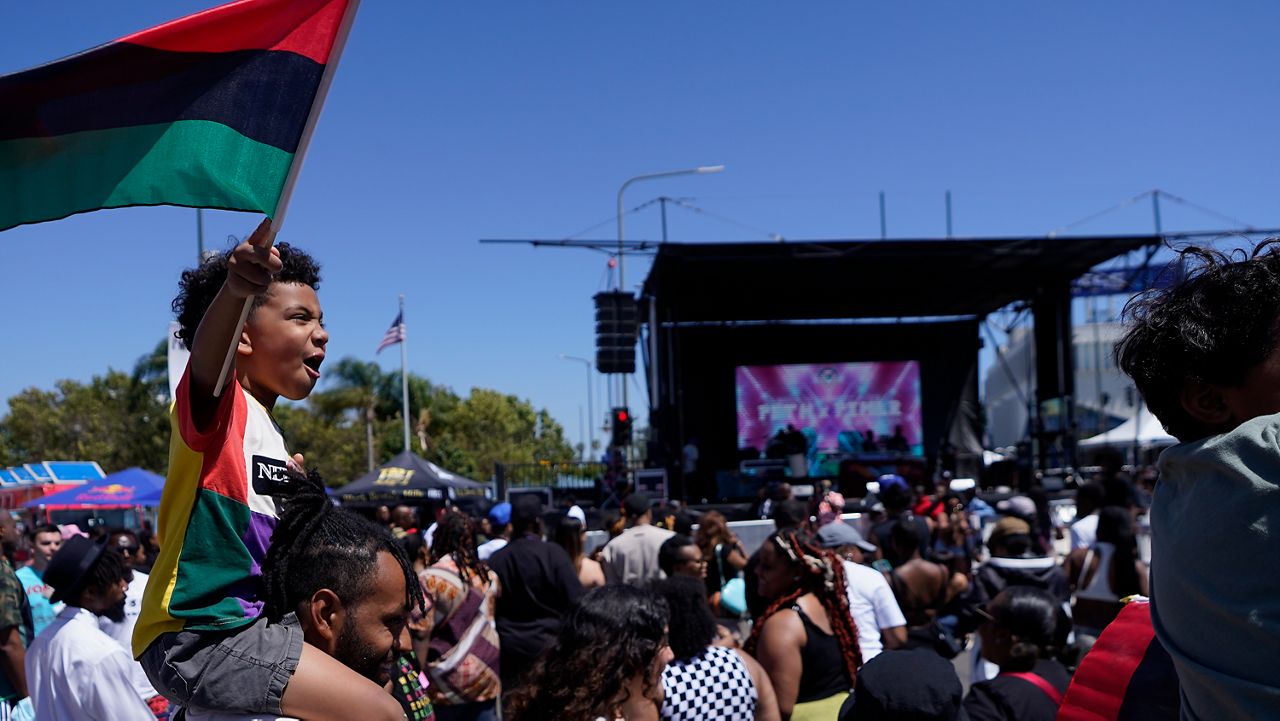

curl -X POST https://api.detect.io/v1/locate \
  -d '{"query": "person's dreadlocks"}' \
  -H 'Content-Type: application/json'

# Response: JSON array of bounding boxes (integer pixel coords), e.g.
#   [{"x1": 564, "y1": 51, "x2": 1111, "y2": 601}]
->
[
  {"x1": 745, "y1": 530, "x2": 863, "y2": 685},
  {"x1": 261, "y1": 469, "x2": 424, "y2": 622},
  {"x1": 429, "y1": 510, "x2": 489, "y2": 588}
]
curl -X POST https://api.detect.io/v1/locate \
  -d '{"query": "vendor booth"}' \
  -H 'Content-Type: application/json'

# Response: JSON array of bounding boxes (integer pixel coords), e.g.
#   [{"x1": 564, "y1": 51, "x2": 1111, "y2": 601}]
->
[
  {"x1": 335, "y1": 451, "x2": 490, "y2": 507},
  {"x1": 24, "y1": 466, "x2": 165, "y2": 530},
  {"x1": 1, "y1": 460, "x2": 105, "y2": 510}
]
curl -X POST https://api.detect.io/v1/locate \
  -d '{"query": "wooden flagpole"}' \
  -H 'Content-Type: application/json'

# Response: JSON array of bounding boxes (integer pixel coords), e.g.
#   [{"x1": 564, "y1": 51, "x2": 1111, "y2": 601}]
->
[{"x1": 212, "y1": 0, "x2": 363, "y2": 397}]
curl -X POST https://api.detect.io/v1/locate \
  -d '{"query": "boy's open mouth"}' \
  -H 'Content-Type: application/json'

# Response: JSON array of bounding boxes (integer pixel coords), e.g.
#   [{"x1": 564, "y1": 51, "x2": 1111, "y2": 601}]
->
[{"x1": 303, "y1": 354, "x2": 324, "y2": 378}]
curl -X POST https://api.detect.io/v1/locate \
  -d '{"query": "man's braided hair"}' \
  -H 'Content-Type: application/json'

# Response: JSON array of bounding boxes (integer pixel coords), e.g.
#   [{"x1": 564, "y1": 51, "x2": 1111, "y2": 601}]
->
[{"x1": 261, "y1": 469, "x2": 424, "y2": 622}]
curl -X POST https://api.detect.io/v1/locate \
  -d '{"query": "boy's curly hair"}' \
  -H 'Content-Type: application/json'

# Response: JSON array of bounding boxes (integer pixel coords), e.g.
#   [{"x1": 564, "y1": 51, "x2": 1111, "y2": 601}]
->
[
  {"x1": 171, "y1": 242, "x2": 322, "y2": 351},
  {"x1": 1116, "y1": 241, "x2": 1280, "y2": 442}
]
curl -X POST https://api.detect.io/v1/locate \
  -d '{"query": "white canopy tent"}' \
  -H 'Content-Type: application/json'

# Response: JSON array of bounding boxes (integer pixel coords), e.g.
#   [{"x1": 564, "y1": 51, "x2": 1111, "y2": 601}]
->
[{"x1": 1078, "y1": 408, "x2": 1177, "y2": 449}]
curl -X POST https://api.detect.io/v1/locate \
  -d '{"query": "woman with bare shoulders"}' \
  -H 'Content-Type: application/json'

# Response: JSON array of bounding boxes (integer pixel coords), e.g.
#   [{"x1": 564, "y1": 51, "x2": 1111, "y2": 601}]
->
[
  {"x1": 555, "y1": 516, "x2": 605, "y2": 589},
  {"x1": 748, "y1": 531, "x2": 862, "y2": 721}
]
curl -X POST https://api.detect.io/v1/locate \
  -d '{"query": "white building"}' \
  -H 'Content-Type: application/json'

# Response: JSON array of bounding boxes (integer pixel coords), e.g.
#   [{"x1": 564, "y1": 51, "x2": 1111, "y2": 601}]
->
[{"x1": 984, "y1": 322, "x2": 1138, "y2": 448}]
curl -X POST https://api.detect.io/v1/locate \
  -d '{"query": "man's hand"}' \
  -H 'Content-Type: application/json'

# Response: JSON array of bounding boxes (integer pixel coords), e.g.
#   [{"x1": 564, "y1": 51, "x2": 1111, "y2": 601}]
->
[{"x1": 223, "y1": 218, "x2": 281, "y2": 300}]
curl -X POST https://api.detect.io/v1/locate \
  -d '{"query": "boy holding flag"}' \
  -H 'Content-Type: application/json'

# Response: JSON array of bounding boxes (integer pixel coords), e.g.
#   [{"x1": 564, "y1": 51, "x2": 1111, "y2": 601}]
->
[{"x1": 135, "y1": 220, "x2": 410, "y2": 720}]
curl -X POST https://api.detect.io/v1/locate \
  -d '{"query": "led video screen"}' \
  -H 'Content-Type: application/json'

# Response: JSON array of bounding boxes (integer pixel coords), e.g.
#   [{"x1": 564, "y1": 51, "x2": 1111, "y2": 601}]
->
[{"x1": 735, "y1": 361, "x2": 923, "y2": 456}]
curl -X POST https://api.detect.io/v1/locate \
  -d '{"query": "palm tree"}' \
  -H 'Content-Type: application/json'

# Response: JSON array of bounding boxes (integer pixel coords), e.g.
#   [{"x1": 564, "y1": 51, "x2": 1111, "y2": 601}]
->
[{"x1": 309, "y1": 358, "x2": 388, "y2": 472}]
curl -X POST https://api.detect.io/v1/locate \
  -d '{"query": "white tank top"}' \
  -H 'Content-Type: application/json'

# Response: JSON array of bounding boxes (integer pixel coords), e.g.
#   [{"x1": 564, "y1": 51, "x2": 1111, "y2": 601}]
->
[{"x1": 1075, "y1": 541, "x2": 1120, "y2": 602}]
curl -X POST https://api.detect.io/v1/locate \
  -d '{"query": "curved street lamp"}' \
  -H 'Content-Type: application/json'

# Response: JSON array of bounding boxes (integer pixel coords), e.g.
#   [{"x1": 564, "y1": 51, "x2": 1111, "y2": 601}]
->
[{"x1": 615, "y1": 165, "x2": 724, "y2": 289}]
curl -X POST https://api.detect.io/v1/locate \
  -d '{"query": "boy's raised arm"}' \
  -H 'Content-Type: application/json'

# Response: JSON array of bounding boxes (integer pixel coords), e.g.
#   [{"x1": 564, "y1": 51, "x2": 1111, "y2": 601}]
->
[{"x1": 187, "y1": 218, "x2": 280, "y2": 429}]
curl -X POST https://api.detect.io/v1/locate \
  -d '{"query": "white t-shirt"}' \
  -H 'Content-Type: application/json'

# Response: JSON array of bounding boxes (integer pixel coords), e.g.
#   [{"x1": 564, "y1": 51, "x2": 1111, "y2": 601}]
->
[
  {"x1": 1069, "y1": 512, "x2": 1099, "y2": 550},
  {"x1": 841, "y1": 560, "x2": 907, "y2": 662},
  {"x1": 477, "y1": 537, "x2": 508, "y2": 561},
  {"x1": 99, "y1": 570, "x2": 160, "y2": 701},
  {"x1": 99, "y1": 569, "x2": 148, "y2": 647}
]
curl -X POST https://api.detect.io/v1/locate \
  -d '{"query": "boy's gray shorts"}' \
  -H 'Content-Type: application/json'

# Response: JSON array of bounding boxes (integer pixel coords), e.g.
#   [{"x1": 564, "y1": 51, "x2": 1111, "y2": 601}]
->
[{"x1": 138, "y1": 612, "x2": 304, "y2": 715}]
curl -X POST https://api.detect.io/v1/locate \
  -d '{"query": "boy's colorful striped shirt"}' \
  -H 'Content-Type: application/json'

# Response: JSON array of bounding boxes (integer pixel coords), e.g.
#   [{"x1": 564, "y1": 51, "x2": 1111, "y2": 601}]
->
[
  {"x1": 133, "y1": 368, "x2": 287, "y2": 656},
  {"x1": 0, "y1": 0, "x2": 351, "y2": 232}
]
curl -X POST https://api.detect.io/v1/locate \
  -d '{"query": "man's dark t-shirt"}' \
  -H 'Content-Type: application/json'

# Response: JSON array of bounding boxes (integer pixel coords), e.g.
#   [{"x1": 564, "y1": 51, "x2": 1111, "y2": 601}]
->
[{"x1": 487, "y1": 534, "x2": 584, "y2": 686}]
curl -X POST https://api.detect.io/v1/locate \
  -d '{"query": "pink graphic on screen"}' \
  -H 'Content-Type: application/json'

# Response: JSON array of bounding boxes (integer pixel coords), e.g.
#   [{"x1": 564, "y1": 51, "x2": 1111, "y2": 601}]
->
[{"x1": 736, "y1": 361, "x2": 923, "y2": 454}]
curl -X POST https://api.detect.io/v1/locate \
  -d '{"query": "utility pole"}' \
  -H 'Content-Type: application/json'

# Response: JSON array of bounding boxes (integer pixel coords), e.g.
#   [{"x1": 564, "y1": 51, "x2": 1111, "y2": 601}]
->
[{"x1": 879, "y1": 191, "x2": 887, "y2": 239}]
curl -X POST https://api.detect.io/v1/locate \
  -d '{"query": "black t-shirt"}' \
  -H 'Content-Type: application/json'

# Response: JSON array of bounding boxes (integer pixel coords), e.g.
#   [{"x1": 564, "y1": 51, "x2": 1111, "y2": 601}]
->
[
  {"x1": 487, "y1": 535, "x2": 584, "y2": 684},
  {"x1": 963, "y1": 658, "x2": 1070, "y2": 721}
]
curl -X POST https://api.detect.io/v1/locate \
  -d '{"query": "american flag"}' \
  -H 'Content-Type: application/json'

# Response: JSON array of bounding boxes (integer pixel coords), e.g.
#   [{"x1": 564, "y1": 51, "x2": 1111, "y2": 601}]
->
[{"x1": 376, "y1": 312, "x2": 405, "y2": 354}]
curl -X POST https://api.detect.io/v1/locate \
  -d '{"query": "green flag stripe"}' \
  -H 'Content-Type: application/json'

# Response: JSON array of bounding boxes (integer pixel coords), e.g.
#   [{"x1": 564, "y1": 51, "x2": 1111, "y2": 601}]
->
[{"x1": 0, "y1": 119, "x2": 293, "y2": 232}]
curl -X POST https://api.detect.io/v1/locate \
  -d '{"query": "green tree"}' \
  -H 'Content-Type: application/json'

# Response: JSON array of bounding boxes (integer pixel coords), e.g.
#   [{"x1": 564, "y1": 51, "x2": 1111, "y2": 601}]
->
[
  {"x1": 0, "y1": 368, "x2": 168, "y2": 473},
  {"x1": 438, "y1": 388, "x2": 575, "y2": 481},
  {"x1": 273, "y1": 404, "x2": 369, "y2": 488},
  {"x1": 1, "y1": 348, "x2": 575, "y2": 490}
]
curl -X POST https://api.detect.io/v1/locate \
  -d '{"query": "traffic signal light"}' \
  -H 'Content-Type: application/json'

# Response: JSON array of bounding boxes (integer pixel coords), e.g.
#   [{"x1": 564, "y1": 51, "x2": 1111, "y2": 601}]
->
[
  {"x1": 594, "y1": 291, "x2": 638, "y2": 374},
  {"x1": 610, "y1": 407, "x2": 633, "y2": 447}
]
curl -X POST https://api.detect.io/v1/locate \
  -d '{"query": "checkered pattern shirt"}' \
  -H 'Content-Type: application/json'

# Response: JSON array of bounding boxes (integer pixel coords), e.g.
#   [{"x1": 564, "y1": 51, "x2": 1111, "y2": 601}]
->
[{"x1": 660, "y1": 645, "x2": 757, "y2": 721}]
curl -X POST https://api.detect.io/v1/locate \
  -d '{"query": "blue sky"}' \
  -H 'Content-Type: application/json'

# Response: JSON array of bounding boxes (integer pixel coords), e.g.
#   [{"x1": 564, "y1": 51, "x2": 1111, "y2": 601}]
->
[{"x1": 3, "y1": 1, "x2": 1279, "y2": 459}]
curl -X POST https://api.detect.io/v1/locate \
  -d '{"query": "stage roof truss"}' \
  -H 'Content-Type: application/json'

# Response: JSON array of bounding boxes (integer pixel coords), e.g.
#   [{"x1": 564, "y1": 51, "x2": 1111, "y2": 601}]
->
[{"x1": 642, "y1": 234, "x2": 1167, "y2": 322}]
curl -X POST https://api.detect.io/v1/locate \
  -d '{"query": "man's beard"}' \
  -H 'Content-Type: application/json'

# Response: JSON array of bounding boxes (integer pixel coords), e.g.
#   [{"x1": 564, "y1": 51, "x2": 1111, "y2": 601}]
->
[
  {"x1": 334, "y1": 622, "x2": 390, "y2": 685},
  {"x1": 101, "y1": 597, "x2": 127, "y2": 623}
]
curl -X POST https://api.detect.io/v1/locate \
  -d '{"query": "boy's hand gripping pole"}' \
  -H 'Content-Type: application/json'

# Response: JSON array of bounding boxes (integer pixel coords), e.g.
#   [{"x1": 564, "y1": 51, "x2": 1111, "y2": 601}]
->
[{"x1": 211, "y1": 225, "x2": 278, "y2": 398}]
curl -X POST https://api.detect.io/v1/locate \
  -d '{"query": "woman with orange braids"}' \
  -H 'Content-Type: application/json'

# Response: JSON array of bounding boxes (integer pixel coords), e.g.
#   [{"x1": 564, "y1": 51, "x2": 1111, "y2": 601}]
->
[{"x1": 746, "y1": 530, "x2": 861, "y2": 721}]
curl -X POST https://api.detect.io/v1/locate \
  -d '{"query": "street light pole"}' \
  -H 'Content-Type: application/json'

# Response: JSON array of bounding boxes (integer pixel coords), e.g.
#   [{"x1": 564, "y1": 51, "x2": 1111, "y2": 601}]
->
[
  {"x1": 615, "y1": 165, "x2": 724, "y2": 411},
  {"x1": 560, "y1": 354, "x2": 595, "y2": 459},
  {"x1": 616, "y1": 165, "x2": 724, "y2": 291}
]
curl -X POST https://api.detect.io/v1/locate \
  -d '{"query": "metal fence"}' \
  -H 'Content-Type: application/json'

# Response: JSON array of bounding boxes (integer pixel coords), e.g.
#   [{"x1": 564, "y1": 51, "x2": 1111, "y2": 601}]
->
[{"x1": 496, "y1": 461, "x2": 615, "y2": 492}]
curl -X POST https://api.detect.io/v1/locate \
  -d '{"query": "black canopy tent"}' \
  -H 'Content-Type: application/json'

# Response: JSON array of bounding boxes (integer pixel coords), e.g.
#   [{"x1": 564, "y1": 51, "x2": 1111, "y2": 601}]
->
[
  {"x1": 639, "y1": 234, "x2": 1163, "y2": 498},
  {"x1": 334, "y1": 450, "x2": 488, "y2": 506}
]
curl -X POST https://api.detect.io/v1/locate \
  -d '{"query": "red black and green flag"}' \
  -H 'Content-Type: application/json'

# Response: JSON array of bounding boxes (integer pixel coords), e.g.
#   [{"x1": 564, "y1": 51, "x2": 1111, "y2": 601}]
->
[{"x1": 0, "y1": 0, "x2": 355, "y2": 233}]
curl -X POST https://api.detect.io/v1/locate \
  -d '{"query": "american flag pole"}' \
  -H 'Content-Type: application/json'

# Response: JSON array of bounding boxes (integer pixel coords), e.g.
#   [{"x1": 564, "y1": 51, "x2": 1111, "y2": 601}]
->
[{"x1": 398, "y1": 294, "x2": 411, "y2": 454}]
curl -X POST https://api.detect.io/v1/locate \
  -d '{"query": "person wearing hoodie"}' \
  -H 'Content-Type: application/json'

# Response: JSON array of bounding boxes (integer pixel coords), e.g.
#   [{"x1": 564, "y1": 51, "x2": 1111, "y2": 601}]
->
[
  {"x1": 962, "y1": 516, "x2": 1070, "y2": 684},
  {"x1": 972, "y1": 517, "x2": 1070, "y2": 608}
]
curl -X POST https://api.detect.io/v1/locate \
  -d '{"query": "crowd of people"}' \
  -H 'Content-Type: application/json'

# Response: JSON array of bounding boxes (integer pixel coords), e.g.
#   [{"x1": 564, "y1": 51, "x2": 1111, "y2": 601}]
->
[
  {"x1": 1, "y1": 232, "x2": 1277, "y2": 720},
  {"x1": 0, "y1": 465, "x2": 1156, "y2": 721}
]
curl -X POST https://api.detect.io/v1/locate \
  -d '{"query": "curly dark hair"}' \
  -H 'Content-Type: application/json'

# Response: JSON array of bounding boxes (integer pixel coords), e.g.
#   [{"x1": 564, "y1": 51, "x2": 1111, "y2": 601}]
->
[
  {"x1": 1116, "y1": 242, "x2": 1280, "y2": 442},
  {"x1": 261, "y1": 469, "x2": 424, "y2": 623},
  {"x1": 505, "y1": 585, "x2": 669, "y2": 721},
  {"x1": 745, "y1": 530, "x2": 863, "y2": 686},
  {"x1": 654, "y1": 576, "x2": 717, "y2": 662},
  {"x1": 171, "y1": 241, "x2": 322, "y2": 351},
  {"x1": 429, "y1": 510, "x2": 489, "y2": 588}
]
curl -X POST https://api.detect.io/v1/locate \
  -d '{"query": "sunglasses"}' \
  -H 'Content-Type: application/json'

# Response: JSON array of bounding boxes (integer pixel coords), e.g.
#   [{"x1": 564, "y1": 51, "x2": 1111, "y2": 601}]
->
[{"x1": 118, "y1": 545, "x2": 141, "y2": 555}]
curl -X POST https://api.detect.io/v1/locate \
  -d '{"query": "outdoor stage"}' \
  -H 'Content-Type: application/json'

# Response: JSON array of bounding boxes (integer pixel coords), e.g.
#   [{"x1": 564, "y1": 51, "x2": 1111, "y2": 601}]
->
[{"x1": 639, "y1": 234, "x2": 1163, "y2": 501}]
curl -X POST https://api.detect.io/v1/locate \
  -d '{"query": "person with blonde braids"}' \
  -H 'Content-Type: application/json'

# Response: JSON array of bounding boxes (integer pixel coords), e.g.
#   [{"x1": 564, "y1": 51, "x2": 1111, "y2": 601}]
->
[{"x1": 746, "y1": 531, "x2": 861, "y2": 721}]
